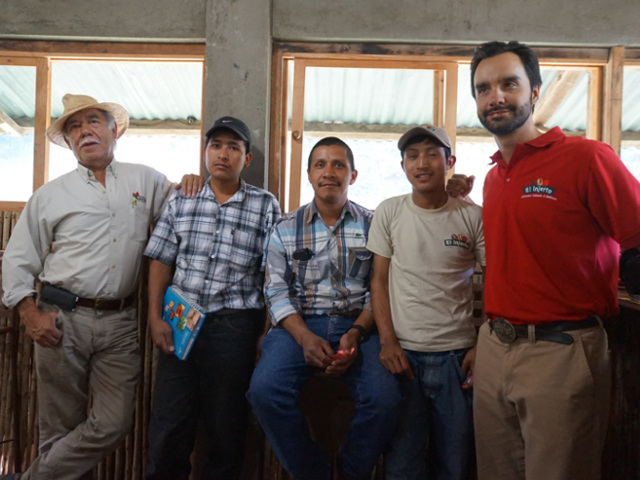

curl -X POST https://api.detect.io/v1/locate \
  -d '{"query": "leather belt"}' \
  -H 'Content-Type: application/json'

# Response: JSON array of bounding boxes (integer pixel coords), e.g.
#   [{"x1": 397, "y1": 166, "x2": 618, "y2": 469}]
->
[
  {"x1": 327, "y1": 309, "x2": 362, "y2": 318},
  {"x1": 76, "y1": 294, "x2": 135, "y2": 311},
  {"x1": 488, "y1": 316, "x2": 600, "y2": 345}
]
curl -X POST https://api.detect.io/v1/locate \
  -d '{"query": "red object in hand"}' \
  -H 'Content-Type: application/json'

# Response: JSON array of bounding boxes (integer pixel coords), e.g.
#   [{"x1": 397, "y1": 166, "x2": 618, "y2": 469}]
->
[{"x1": 329, "y1": 347, "x2": 355, "y2": 361}]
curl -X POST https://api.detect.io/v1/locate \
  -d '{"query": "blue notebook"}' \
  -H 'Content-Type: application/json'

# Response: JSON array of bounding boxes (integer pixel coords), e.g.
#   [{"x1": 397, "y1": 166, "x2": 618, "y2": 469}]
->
[{"x1": 162, "y1": 286, "x2": 206, "y2": 360}]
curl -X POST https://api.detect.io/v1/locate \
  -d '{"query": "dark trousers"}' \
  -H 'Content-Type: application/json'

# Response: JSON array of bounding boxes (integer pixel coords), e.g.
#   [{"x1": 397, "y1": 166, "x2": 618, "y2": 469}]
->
[{"x1": 146, "y1": 308, "x2": 264, "y2": 480}]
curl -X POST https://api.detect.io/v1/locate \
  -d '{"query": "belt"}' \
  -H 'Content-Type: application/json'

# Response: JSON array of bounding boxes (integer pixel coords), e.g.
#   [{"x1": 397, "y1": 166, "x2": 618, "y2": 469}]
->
[
  {"x1": 76, "y1": 294, "x2": 135, "y2": 311},
  {"x1": 488, "y1": 316, "x2": 600, "y2": 345},
  {"x1": 327, "y1": 309, "x2": 362, "y2": 318}
]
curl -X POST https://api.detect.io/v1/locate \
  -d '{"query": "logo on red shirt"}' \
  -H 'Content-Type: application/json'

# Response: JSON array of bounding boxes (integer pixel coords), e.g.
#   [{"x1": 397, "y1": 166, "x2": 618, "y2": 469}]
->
[
  {"x1": 522, "y1": 178, "x2": 556, "y2": 199},
  {"x1": 444, "y1": 233, "x2": 470, "y2": 249}
]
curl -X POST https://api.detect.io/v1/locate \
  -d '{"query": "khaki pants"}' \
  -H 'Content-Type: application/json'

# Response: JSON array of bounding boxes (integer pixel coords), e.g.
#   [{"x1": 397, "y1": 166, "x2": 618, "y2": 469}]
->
[
  {"x1": 21, "y1": 303, "x2": 141, "y2": 480},
  {"x1": 473, "y1": 321, "x2": 610, "y2": 480}
]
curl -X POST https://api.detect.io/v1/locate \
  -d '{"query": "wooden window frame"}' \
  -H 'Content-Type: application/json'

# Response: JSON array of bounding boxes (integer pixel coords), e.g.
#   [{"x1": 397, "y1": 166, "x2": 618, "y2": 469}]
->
[{"x1": 0, "y1": 40, "x2": 206, "y2": 211}]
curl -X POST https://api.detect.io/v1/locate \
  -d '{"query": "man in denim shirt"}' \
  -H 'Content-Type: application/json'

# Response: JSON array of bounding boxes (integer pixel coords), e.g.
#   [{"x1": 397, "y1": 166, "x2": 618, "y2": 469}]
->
[{"x1": 248, "y1": 137, "x2": 401, "y2": 480}]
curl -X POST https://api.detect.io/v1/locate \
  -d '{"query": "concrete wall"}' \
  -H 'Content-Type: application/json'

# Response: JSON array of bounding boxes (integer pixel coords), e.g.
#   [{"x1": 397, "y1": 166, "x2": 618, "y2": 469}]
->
[
  {"x1": 273, "y1": 0, "x2": 640, "y2": 47},
  {"x1": 3, "y1": 0, "x2": 640, "y2": 187}
]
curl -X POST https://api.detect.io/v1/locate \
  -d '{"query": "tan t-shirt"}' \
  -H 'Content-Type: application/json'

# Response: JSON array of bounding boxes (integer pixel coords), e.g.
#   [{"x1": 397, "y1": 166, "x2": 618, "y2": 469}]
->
[{"x1": 367, "y1": 194, "x2": 485, "y2": 352}]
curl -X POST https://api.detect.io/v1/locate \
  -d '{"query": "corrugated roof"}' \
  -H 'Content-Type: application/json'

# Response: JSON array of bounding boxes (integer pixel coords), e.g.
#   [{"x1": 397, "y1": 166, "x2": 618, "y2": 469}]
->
[{"x1": 1, "y1": 60, "x2": 639, "y2": 133}]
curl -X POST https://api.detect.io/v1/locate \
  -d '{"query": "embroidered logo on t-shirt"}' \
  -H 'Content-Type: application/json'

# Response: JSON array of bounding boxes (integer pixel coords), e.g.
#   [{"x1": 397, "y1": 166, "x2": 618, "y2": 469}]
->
[
  {"x1": 444, "y1": 233, "x2": 470, "y2": 249},
  {"x1": 522, "y1": 178, "x2": 557, "y2": 200}
]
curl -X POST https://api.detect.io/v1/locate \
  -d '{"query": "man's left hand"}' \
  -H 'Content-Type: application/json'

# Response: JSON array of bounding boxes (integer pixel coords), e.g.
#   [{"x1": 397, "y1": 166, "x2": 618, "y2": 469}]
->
[
  {"x1": 461, "y1": 346, "x2": 476, "y2": 390},
  {"x1": 175, "y1": 174, "x2": 205, "y2": 197},
  {"x1": 325, "y1": 329, "x2": 360, "y2": 375}
]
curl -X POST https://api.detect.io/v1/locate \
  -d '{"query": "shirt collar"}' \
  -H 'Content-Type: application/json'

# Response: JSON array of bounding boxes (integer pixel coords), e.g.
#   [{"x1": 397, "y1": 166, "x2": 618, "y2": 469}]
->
[
  {"x1": 204, "y1": 178, "x2": 247, "y2": 204},
  {"x1": 76, "y1": 159, "x2": 117, "y2": 183},
  {"x1": 305, "y1": 199, "x2": 355, "y2": 226},
  {"x1": 489, "y1": 127, "x2": 565, "y2": 166}
]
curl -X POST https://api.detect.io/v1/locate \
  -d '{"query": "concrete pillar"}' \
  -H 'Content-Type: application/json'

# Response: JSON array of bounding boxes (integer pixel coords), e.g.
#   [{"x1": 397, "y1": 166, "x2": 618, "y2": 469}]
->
[{"x1": 204, "y1": 0, "x2": 272, "y2": 188}]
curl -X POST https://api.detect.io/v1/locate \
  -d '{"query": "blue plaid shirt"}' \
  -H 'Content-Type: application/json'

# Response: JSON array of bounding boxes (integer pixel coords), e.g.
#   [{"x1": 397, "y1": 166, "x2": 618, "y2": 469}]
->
[
  {"x1": 264, "y1": 200, "x2": 373, "y2": 325},
  {"x1": 144, "y1": 180, "x2": 281, "y2": 312}
]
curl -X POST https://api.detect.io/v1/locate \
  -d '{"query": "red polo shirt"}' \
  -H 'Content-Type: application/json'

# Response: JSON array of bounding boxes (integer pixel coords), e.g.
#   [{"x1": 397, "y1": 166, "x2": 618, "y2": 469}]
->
[{"x1": 483, "y1": 127, "x2": 640, "y2": 324}]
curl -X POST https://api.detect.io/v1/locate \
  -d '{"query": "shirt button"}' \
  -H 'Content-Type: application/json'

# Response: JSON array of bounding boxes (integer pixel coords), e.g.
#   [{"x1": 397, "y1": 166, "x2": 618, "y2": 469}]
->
[
  {"x1": 113, "y1": 238, "x2": 117, "y2": 242},
  {"x1": 210, "y1": 254, "x2": 216, "y2": 260},
  {"x1": 112, "y1": 213, "x2": 116, "y2": 217},
  {"x1": 112, "y1": 265, "x2": 116, "y2": 269},
  {"x1": 506, "y1": 178, "x2": 511, "y2": 182}
]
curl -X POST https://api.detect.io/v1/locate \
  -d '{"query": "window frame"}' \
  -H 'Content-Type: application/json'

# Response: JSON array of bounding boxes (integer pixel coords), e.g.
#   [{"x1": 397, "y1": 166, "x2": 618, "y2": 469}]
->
[{"x1": 0, "y1": 40, "x2": 206, "y2": 210}]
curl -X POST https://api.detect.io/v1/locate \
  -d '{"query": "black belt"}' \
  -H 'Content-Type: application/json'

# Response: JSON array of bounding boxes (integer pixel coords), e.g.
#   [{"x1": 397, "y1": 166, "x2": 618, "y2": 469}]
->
[
  {"x1": 488, "y1": 316, "x2": 600, "y2": 345},
  {"x1": 327, "y1": 309, "x2": 362, "y2": 318},
  {"x1": 76, "y1": 294, "x2": 135, "y2": 311}
]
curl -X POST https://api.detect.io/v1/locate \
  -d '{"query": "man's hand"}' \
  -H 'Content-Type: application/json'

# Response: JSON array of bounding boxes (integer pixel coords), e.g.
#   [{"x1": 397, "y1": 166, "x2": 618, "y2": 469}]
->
[
  {"x1": 21, "y1": 306, "x2": 62, "y2": 348},
  {"x1": 461, "y1": 346, "x2": 476, "y2": 390},
  {"x1": 379, "y1": 338, "x2": 413, "y2": 379},
  {"x1": 149, "y1": 314, "x2": 175, "y2": 355},
  {"x1": 299, "y1": 330, "x2": 333, "y2": 369},
  {"x1": 325, "y1": 329, "x2": 360, "y2": 375},
  {"x1": 175, "y1": 174, "x2": 205, "y2": 197},
  {"x1": 446, "y1": 174, "x2": 475, "y2": 199}
]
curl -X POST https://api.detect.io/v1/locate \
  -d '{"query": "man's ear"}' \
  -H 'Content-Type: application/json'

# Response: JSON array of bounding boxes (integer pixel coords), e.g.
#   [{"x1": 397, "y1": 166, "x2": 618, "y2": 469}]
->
[
  {"x1": 349, "y1": 169, "x2": 358, "y2": 185},
  {"x1": 447, "y1": 155, "x2": 457, "y2": 170},
  {"x1": 531, "y1": 84, "x2": 541, "y2": 107},
  {"x1": 243, "y1": 152, "x2": 253, "y2": 168}
]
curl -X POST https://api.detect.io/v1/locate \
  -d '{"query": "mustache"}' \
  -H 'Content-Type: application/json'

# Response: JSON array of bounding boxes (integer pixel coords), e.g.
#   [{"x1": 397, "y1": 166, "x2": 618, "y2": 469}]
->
[{"x1": 79, "y1": 138, "x2": 100, "y2": 147}]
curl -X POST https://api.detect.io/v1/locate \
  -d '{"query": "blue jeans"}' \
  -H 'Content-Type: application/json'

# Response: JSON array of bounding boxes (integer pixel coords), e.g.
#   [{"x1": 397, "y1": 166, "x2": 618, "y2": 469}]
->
[
  {"x1": 385, "y1": 349, "x2": 474, "y2": 480},
  {"x1": 247, "y1": 315, "x2": 402, "y2": 480},
  {"x1": 146, "y1": 308, "x2": 264, "y2": 480}
]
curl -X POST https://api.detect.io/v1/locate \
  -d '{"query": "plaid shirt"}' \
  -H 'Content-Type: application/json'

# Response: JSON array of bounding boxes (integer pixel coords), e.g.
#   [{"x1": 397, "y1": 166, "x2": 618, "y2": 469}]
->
[
  {"x1": 144, "y1": 180, "x2": 281, "y2": 312},
  {"x1": 265, "y1": 200, "x2": 373, "y2": 325}
]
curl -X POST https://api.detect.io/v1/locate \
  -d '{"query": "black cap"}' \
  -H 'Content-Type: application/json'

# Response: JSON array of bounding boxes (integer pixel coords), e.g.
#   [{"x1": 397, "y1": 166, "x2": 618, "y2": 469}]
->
[{"x1": 205, "y1": 116, "x2": 251, "y2": 151}]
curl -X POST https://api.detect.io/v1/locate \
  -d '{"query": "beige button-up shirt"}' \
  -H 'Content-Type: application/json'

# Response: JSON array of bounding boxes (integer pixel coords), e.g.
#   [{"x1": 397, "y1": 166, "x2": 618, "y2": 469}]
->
[{"x1": 2, "y1": 160, "x2": 173, "y2": 308}]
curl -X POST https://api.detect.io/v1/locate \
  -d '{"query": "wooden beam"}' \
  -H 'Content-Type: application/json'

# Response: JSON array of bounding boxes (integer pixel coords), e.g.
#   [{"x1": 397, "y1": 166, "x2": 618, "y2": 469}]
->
[
  {"x1": 433, "y1": 70, "x2": 445, "y2": 127},
  {"x1": 33, "y1": 57, "x2": 51, "y2": 191},
  {"x1": 0, "y1": 108, "x2": 25, "y2": 136},
  {"x1": 268, "y1": 48, "x2": 287, "y2": 207},
  {"x1": 533, "y1": 70, "x2": 584, "y2": 128},
  {"x1": 288, "y1": 60, "x2": 306, "y2": 212},
  {"x1": 587, "y1": 67, "x2": 603, "y2": 140},
  {"x1": 602, "y1": 46, "x2": 625, "y2": 153},
  {"x1": 0, "y1": 40, "x2": 205, "y2": 59}
]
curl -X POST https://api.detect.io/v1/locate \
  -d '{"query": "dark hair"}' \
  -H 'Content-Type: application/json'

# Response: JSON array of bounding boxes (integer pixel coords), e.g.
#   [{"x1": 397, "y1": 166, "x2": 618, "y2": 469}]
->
[
  {"x1": 470, "y1": 41, "x2": 542, "y2": 99},
  {"x1": 400, "y1": 134, "x2": 451, "y2": 160},
  {"x1": 307, "y1": 137, "x2": 355, "y2": 171}
]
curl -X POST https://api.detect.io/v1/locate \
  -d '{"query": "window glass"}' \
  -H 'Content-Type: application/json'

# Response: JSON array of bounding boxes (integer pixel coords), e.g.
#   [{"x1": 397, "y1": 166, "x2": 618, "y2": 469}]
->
[{"x1": 0, "y1": 65, "x2": 36, "y2": 201}]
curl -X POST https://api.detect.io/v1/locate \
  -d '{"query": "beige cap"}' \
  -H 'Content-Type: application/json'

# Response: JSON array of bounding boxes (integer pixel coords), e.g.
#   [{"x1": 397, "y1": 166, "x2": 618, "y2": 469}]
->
[
  {"x1": 398, "y1": 124, "x2": 452, "y2": 151},
  {"x1": 46, "y1": 93, "x2": 129, "y2": 148}
]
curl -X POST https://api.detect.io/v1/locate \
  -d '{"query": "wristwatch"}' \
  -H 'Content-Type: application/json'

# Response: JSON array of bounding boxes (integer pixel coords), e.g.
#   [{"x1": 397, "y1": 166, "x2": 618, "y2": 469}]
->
[{"x1": 348, "y1": 324, "x2": 369, "y2": 343}]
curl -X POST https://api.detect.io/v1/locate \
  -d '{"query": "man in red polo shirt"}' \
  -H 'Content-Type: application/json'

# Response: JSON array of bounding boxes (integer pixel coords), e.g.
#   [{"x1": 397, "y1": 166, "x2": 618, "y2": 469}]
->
[{"x1": 452, "y1": 41, "x2": 640, "y2": 480}]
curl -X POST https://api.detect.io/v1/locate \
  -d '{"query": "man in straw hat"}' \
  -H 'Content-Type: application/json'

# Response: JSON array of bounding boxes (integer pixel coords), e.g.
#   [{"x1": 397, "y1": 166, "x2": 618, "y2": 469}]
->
[{"x1": 1, "y1": 93, "x2": 201, "y2": 480}]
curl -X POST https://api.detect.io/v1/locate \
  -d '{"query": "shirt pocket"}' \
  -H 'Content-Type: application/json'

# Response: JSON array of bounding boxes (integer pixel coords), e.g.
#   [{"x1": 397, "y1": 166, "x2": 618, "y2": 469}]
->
[
  {"x1": 293, "y1": 258, "x2": 323, "y2": 286},
  {"x1": 129, "y1": 206, "x2": 151, "y2": 242},
  {"x1": 348, "y1": 247, "x2": 372, "y2": 280},
  {"x1": 229, "y1": 230, "x2": 259, "y2": 273}
]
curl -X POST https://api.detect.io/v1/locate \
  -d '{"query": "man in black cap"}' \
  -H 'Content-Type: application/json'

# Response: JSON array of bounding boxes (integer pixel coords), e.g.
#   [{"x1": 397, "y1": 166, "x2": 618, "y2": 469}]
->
[{"x1": 143, "y1": 116, "x2": 281, "y2": 479}]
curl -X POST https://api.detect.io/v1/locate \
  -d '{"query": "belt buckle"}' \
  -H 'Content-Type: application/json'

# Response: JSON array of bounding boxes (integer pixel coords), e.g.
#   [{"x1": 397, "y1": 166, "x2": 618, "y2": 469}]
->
[
  {"x1": 491, "y1": 318, "x2": 517, "y2": 344},
  {"x1": 94, "y1": 298, "x2": 104, "y2": 310}
]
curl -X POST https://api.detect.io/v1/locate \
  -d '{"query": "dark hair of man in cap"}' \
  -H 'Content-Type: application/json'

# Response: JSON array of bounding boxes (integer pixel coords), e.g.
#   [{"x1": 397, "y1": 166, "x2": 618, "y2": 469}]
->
[{"x1": 400, "y1": 134, "x2": 452, "y2": 161}]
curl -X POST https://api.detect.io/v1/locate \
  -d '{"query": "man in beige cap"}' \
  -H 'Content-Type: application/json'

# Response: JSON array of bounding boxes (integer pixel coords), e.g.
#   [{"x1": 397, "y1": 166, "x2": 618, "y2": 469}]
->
[
  {"x1": 368, "y1": 125, "x2": 484, "y2": 480},
  {"x1": 1, "y1": 93, "x2": 200, "y2": 480}
]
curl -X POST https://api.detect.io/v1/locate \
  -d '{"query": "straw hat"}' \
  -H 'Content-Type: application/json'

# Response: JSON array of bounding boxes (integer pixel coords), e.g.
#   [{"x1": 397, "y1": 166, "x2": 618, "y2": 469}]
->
[{"x1": 46, "y1": 93, "x2": 130, "y2": 148}]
